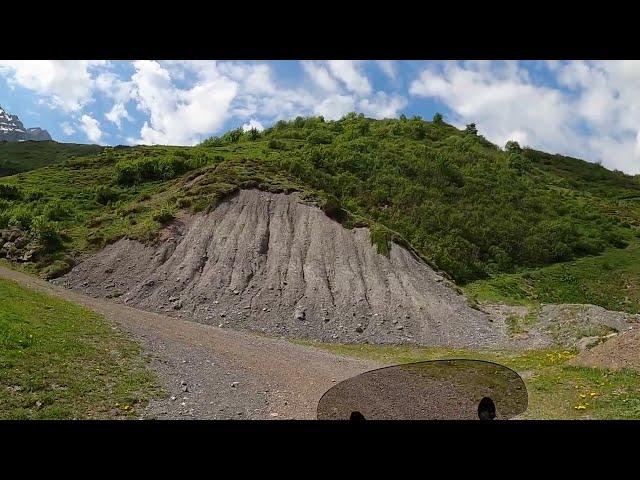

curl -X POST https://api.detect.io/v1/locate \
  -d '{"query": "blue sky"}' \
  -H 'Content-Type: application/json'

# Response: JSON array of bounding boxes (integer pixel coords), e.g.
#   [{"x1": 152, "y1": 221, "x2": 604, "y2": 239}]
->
[{"x1": 1, "y1": 60, "x2": 640, "y2": 173}]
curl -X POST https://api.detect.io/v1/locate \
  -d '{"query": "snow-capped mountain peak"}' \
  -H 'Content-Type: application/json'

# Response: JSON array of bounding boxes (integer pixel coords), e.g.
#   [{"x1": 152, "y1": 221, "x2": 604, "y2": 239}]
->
[{"x1": 0, "y1": 106, "x2": 52, "y2": 141}]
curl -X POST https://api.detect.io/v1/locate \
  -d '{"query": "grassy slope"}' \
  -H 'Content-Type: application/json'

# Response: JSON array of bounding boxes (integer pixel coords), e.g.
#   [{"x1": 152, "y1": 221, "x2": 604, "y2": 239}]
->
[
  {"x1": 466, "y1": 242, "x2": 640, "y2": 313},
  {"x1": 297, "y1": 340, "x2": 640, "y2": 419},
  {"x1": 0, "y1": 141, "x2": 104, "y2": 177},
  {"x1": 0, "y1": 277, "x2": 161, "y2": 419}
]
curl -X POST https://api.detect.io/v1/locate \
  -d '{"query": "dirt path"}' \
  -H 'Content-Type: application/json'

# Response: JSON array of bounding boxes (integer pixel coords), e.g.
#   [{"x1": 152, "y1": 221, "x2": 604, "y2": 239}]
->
[{"x1": 0, "y1": 266, "x2": 380, "y2": 419}]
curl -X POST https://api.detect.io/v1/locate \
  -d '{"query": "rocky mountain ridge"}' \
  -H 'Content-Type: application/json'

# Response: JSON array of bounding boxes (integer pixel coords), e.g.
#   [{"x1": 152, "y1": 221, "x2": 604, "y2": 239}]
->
[{"x1": 0, "y1": 106, "x2": 52, "y2": 142}]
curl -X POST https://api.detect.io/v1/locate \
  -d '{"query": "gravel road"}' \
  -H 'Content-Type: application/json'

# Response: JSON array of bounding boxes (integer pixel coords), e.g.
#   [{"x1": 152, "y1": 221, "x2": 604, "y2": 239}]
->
[{"x1": 0, "y1": 265, "x2": 379, "y2": 419}]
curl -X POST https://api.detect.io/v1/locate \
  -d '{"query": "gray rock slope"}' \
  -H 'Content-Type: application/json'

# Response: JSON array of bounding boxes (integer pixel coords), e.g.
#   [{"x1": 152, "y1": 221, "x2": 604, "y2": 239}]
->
[{"x1": 59, "y1": 190, "x2": 505, "y2": 347}]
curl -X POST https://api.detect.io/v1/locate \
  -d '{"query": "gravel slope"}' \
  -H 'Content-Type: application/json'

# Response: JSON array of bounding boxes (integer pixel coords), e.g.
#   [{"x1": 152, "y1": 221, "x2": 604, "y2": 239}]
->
[
  {"x1": 57, "y1": 189, "x2": 504, "y2": 348},
  {"x1": 0, "y1": 265, "x2": 379, "y2": 419}
]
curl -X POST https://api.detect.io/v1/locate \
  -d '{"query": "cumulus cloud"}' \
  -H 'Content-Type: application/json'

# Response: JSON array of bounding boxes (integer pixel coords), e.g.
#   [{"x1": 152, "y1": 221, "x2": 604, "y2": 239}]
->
[
  {"x1": 0, "y1": 60, "x2": 105, "y2": 112},
  {"x1": 359, "y1": 91, "x2": 407, "y2": 119},
  {"x1": 327, "y1": 61, "x2": 372, "y2": 96},
  {"x1": 314, "y1": 94, "x2": 356, "y2": 120},
  {"x1": 80, "y1": 114, "x2": 103, "y2": 143},
  {"x1": 131, "y1": 60, "x2": 237, "y2": 145},
  {"x1": 105, "y1": 103, "x2": 132, "y2": 129},
  {"x1": 301, "y1": 61, "x2": 341, "y2": 92},
  {"x1": 376, "y1": 60, "x2": 397, "y2": 80},
  {"x1": 61, "y1": 122, "x2": 75, "y2": 136}
]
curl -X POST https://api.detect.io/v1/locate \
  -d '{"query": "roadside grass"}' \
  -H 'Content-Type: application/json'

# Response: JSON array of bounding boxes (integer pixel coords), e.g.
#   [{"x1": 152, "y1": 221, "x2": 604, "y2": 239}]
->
[
  {"x1": 295, "y1": 340, "x2": 640, "y2": 419},
  {"x1": 0, "y1": 277, "x2": 162, "y2": 419},
  {"x1": 465, "y1": 240, "x2": 640, "y2": 314}
]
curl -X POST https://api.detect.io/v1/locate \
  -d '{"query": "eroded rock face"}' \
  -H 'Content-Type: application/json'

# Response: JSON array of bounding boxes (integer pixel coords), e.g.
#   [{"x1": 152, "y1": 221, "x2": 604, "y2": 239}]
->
[{"x1": 58, "y1": 190, "x2": 504, "y2": 347}]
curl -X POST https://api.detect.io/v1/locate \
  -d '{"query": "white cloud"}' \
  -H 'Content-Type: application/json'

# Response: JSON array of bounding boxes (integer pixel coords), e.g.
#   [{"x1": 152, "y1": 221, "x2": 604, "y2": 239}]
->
[
  {"x1": 376, "y1": 60, "x2": 397, "y2": 80},
  {"x1": 131, "y1": 60, "x2": 237, "y2": 145},
  {"x1": 0, "y1": 60, "x2": 104, "y2": 112},
  {"x1": 80, "y1": 114, "x2": 103, "y2": 143},
  {"x1": 359, "y1": 92, "x2": 407, "y2": 119},
  {"x1": 242, "y1": 119, "x2": 264, "y2": 131},
  {"x1": 105, "y1": 103, "x2": 132, "y2": 129},
  {"x1": 301, "y1": 61, "x2": 341, "y2": 92},
  {"x1": 327, "y1": 61, "x2": 372, "y2": 96},
  {"x1": 61, "y1": 122, "x2": 75, "y2": 136},
  {"x1": 314, "y1": 94, "x2": 356, "y2": 120}
]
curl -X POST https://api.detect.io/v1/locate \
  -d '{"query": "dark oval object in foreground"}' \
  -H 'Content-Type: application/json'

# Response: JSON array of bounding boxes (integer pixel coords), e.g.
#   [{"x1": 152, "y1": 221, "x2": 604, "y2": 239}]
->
[{"x1": 317, "y1": 359, "x2": 528, "y2": 420}]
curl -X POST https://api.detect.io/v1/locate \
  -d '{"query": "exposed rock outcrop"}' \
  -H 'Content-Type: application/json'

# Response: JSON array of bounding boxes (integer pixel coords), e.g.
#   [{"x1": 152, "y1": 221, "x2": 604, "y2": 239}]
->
[{"x1": 57, "y1": 190, "x2": 505, "y2": 347}]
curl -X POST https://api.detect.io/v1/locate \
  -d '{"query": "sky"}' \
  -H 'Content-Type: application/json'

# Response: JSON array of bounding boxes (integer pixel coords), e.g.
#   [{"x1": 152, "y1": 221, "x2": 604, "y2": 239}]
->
[{"x1": 1, "y1": 60, "x2": 640, "y2": 174}]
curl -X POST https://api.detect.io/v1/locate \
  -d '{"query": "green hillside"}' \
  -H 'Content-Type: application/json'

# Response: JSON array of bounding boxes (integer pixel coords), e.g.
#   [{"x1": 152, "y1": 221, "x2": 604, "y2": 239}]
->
[
  {"x1": 0, "y1": 141, "x2": 104, "y2": 177},
  {"x1": 1, "y1": 113, "x2": 639, "y2": 311}
]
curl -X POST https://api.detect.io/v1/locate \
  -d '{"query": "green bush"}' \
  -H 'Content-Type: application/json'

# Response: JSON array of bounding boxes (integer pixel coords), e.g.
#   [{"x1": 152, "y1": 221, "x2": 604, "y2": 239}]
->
[
  {"x1": 44, "y1": 201, "x2": 71, "y2": 221},
  {"x1": 94, "y1": 185, "x2": 120, "y2": 205},
  {"x1": 268, "y1": 139, "x2": 286, "y2": 150},
  {"x1": 152, "y1": 204, "x2": 176, "y2": 225},
  {"x1": 8, "y1": 207, "x2": 34, "y2": 230},
  {"x1": 115, "y1": 154, "x2": 207, "y2": 186},
  {"x1": 0, "y1": 211, "x2": 10, "y2": 229},
  {"x1": 0, "y1": 184, "x2": 22, "y2": 200},
  {"x1": 31, "y1": 216, "x2": 63, "y2": 251}
]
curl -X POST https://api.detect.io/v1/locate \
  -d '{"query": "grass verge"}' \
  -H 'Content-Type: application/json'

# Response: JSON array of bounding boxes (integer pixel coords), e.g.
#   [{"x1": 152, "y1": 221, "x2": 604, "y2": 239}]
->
[{"x1": 0, "y1": 277, "x2": 162, "y2": 419}]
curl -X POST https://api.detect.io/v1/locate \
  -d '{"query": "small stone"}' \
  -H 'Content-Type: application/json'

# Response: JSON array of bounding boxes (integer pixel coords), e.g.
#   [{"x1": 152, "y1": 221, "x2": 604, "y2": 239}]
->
[
  {"x1": 231, "y1": 382, "x2": 239, "y2": 388},
  {"x1": 170, "y1": 396, "x2": 177, "y2": 401},
  {"x1": 269, "y1": 412, "x2": 279, "y2": 417},
  {"x1": 294, "y1": 307, "x2": 306, "y2": 321},
  {"x1": 243, "y1": 305, "x2": 250, "y2": 309},
  {"x1": 355, "y1": 324, "x2": 364, "y2": 333},
  {"x1": 262, "y1": 307, "x2": 267, "y2": 312},
  {"x1": 233, "y1": 289, "x2": 240, "y2": 295},
  {"x1": 218, "y1": 323, "x2": 224, "y2": 328},
  {"x1": 219, "y1": 313, "x2": 226, "y2": 318},
  {"x1": 182, "y1": 385, "x2": 189, "y2": 393},
  {"x1": 396, "y1": 324, "x2": 404, "y2": 330}
]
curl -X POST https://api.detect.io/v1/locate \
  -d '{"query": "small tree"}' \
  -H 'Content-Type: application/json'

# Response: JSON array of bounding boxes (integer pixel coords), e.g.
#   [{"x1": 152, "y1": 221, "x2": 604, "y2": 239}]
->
[
  {"x1": 505, "y1": 140, "x2": 522, "y2": 154},
  {"x1": 248, "y1": 128, "x2": 260, "y2": 140},
  {"x1": 433, "y1": 112, "x2": 443, "y2": 124},
  {"x1": 464, "y1": 123, "x2": 478, "y2": 135}
]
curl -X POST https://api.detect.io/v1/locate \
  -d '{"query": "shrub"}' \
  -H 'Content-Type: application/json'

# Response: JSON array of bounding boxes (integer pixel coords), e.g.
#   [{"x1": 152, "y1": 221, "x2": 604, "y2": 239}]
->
[
  {"x1": 115, "y1": 154, "x2": 207, "y2": 186},
  {"x1": 94, "y1": 185, "x2": 120, "y2": 205},
  {"x1": 9, "y1": 207, "x2": 34, "y2": 230},
  {"x1": 31, "y1": 216, "x2": 63, "y2": 251},
  {"x1": 433, "y1": 112, "x2": 444, "y2": 124},
  {"x1": 464, "y1": 123, "x2": 478, "y2": 135},
  {"x1": 153, "y1": 204, "x2": 176, "y2": 225},
  {"x1": 505, "y1": 140, "x2": 522, "y2": 154},
  {"x1": 308, "y1": 131, "x2": 333, "y2": 145},
  {"x1": 0, "y1": 184, "x2": 22, "y2": 200},
  {"x1": 0, "y1": 210, "x2": 10, "y2": 229},
  {"x1": 44, "y1": 201, "x2": 71, "y2": 221},
  {"x1": 268, "y1": 139, "x2": 286, "y2": 150}
]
